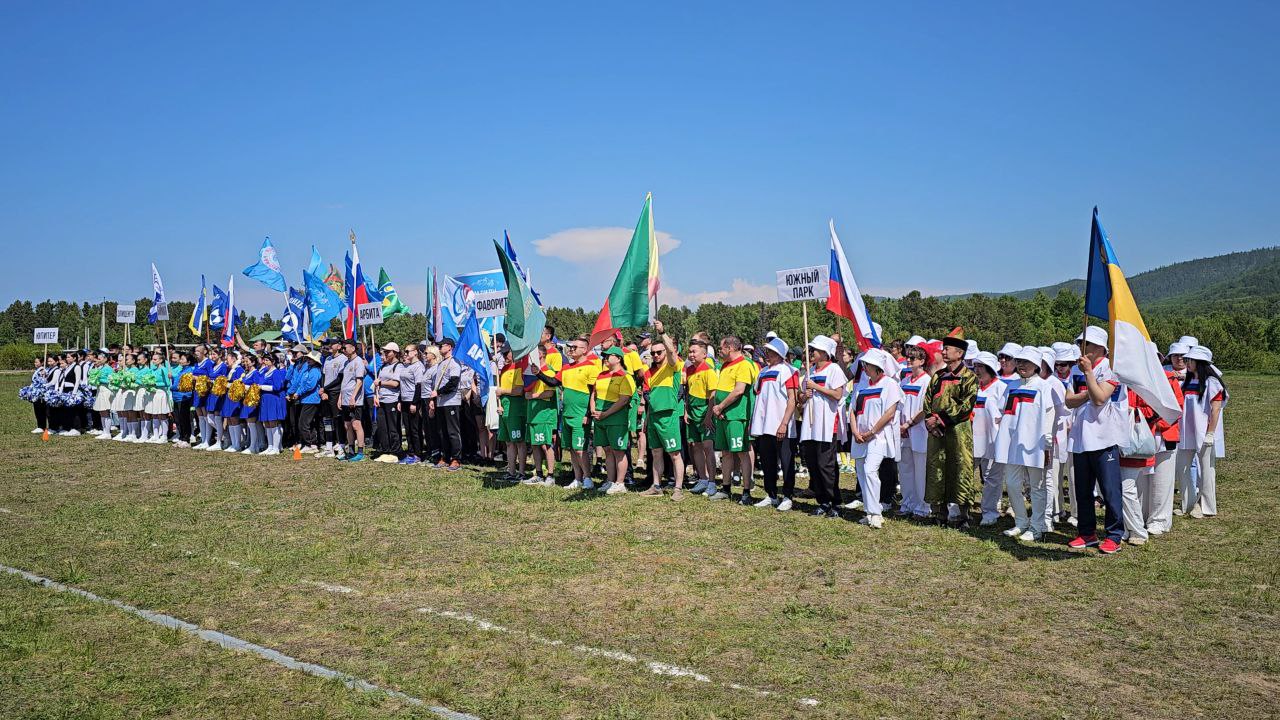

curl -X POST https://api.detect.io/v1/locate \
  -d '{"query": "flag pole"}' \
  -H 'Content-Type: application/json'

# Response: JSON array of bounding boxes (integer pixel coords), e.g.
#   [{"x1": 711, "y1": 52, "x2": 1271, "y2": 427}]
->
[
  {"x1": 802, "y1": 300, "x2": 812, "y2": 378},
  {"x1": 99, "y1": 298, "x2": 105, "y2": 350}
]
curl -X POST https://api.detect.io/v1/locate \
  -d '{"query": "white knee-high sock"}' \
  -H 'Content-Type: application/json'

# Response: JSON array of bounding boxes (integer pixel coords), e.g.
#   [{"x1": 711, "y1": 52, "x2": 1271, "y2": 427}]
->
[
  {"x1": 102, "y1": 416, "x2": 113, "y2": 435},
  {"x1": 214, "y1": 420, "x2": 225, "y2": 448},
  {"x1": 246, "y1": 422, "x2": 259, "y2": 452},
  {"x1": 271, "y1": 426, "x2": 282, "y2": 450}
]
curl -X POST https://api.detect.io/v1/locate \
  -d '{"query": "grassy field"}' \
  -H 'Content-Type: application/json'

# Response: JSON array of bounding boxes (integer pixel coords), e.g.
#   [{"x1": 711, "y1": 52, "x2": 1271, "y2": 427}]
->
[{"x1": 1, "y1": 374, "x2": 1277, "y2": 719}]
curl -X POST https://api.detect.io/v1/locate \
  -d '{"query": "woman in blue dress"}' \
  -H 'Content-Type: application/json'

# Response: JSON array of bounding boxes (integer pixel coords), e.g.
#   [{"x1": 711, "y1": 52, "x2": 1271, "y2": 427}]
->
[
  {"x1": 203, "y1": 347, "x2": 230, "y2": 451},
  {"x1": 219, "y1": 353, "x2": 248, "y2": 453},
  {"x1": 257, "y1": 352, "x2": 289, "y2": 455},
  {"x1": 238, "y1": 354, "x2": 264, "y2": 454}
]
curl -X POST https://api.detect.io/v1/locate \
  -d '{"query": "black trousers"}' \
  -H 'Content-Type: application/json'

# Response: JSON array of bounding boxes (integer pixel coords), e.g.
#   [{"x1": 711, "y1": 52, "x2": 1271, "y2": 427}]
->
[
  {"x1": 460, "y1": 403, "x2": 478, "y2": 458},
  {"x1": 802, "y1": 440, "x2": 840, "y2": 508},
  {"x1": 879, "y1": 458, "x2": 899, "y2": 506},
  {"x1": 435, "y1": 405, "x2": 462, "y2": 462},
  {"x1": 33, "y1": 401, "x2": 48, "y2": 430},
  {"x1": 755, "y1": 434, "x2": 796, "y2": 499},
  {"x1": 322, "y1": 388, "x2": 341, "y2": 444},
  {"x1": 285, "y1": 401, "x2": 301, "y2": 447},
  {"x1": 362, "y1": 396, "x2": 375, "y2": 440},
  {"x1": 401, "y1": 400, "x2": 422, "y2": 458},
  {"x1": 175, "y1": 397, "x2": 193, "y2": 442},
  {"x1": 376, "y1": 402, "x2": 401, "y2": 454},
  {"x1": 298, "y1": 403, "x2": 319, "y2": 447}
]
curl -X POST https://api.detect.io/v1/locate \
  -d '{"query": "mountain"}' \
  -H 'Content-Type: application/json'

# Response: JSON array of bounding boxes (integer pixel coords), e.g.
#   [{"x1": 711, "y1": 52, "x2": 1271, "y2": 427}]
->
[{"x1": 939, "y1": 247, "x2": 1280, "y2": 307}]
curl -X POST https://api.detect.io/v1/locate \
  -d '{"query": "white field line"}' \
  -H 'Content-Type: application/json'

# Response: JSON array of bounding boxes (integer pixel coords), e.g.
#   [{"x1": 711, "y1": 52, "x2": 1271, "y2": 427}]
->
[{"x1": 0, "y1": 563, "x2": 480, "y2": 720}]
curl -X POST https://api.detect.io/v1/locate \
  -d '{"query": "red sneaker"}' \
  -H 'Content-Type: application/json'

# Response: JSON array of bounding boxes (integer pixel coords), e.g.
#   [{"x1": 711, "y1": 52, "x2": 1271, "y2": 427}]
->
[
  {"x1": 1068, "y1": 535, "x2": 1100, "y2": 549},
  {"x1": 1098, "y1": 538, "x2": 1122, "y2": 554}
]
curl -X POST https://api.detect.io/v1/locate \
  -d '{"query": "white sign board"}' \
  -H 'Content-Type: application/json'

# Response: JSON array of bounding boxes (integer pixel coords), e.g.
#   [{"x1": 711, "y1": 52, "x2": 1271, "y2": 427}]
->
[
  {"x1": 357, "y1": 302, "x2": 384, "y2": 326},
  {"x1": 775, "y1": 266, "x2": 830, "y2": 302},
  {"x1": 474, "y1": 290, "x2": 507, "y2": 319},
  {"x1": 33, "y1": 327, "x2": 59, "y2": 344},
  {"x1": 154, "y1": 302, "x2": 169, "y2": 322},
  {"x1": 116, "y1": 304, "x2": 137, "y2": 324}
]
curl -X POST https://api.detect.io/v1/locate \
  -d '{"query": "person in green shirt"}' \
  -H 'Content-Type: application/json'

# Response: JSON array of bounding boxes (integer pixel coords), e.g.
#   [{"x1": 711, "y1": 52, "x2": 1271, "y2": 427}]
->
[
  {"x1": 592, "y1": 347, "x2": 635, "y2": 496},
  {"x1": 639, "y1": 321, "x2": 685, "y2": 500}
]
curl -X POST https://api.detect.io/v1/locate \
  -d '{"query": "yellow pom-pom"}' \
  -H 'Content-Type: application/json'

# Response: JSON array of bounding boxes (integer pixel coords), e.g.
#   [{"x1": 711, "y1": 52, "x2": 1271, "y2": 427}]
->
[
  {"x1": 212, "y1": 376, "x2": 229, "y2": 397},
  {"x1": 194, "y1": 375, "x2": 210, "y2": 396},
  {"x1": 243, "y1": 384, "x2": 262, "y2": 409},
  {"x1": 228, "y1": 380, "x2": 246, "y2": 403},
  {"x1": 178, "y1": 373, "x2": 194, "y2": 393}
]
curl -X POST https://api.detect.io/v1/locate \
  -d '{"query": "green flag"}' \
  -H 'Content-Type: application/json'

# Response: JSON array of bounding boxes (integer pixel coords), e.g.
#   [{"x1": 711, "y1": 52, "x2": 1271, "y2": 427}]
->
[
  {"x1": 590, "y1": 193, "x2": 659, "y2": 345},
  {"x1": 377, "y1": 267, "x2": 410, "y2": 317},
  {"x1": 495, "y1": 240, "x2": 545, "y2": 359}
]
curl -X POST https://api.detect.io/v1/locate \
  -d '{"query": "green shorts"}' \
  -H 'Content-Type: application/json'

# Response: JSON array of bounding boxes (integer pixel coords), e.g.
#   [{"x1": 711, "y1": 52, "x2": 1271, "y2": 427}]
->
[
  {"x1": 562, "y1": 418, "x2": 589, "y2": 451},
  {"x1": 628, "y1": 400, "x2": 639, "y2": 433},
  {"x1": 527, "y1": 397, "x2": 558, "y2": 426},
  {"x1": 594, "y1": 422, "x2": 630, "y2": 451},
  {"x1": 527, "y1": 421, "x2": 555, "y2": 447},
  {"x1": 498, "y1": 413, "x2": 526, "y2": 443},
  {"x1": 646, "y1": 411, "x2": 682, "y2": 452},
  {"x1": 714, "y1": 418, "x2": 748, "y2": 453}
]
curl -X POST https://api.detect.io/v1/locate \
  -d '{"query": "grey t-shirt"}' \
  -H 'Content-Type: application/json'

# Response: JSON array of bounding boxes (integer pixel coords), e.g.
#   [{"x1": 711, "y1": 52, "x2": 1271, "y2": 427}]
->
[
  {"x1": 340, "y1": 356, "x2": 367, "y2": 406},
  {"x1": 399, "y1": 361, "x2": 424, "y2": 402},
  {"x1": 377, "y1": 363, "x2": 401, "y2": 404},
  {"x1": 432, "y1": 357, "x2": 462, "y2": 407},
  {"x1": 323, "y1": 354, "x2": 345, "y2": 387}
]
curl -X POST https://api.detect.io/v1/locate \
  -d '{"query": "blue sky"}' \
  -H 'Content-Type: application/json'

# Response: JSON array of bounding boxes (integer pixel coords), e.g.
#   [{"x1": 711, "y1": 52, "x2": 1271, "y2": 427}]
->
[{"x1": 3, "y1": 2, "x2": 1277, "y2": 315}]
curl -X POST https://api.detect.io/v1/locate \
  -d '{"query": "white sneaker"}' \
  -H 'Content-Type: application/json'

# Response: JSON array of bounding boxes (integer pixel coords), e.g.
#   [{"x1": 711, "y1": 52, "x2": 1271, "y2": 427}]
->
[
  {"x1": 842, "y1": 500, "x2": 864, "y2": 511},
  {"x1": 566, "y1": 479, "x2": 582, "y2": 490},
  {"x1": 706, "y1": 490, "x2": 729, "y2": 501},
  {"x1": 32, "y1": 428, "x2": 43, "y2": 434},
  {"x1": 776, "y1": 497, "x2": 793, "y2": 512},
  {"x1": 176, "y1": 441, "x2": 190, "y2": 449},
  {"x1": 1019, "y1": 530, "x2": 1040, "y2": 542},
  {"x1": 1002, "y1": 526, "x2": 1024, "y2": 537},
  {"x1": 868, "y1": 515, "x2": 884, "y2": 529},
  {"x1": 205, "y1": 444, "x2": 222, "y2": 452},
  {"x1": 582, "y1": 478, "x2": 595, "y2": 491},
  {"x1": 97, "y1": 433, "x2": 114, "y2": 441},
  {"x1": 152, "y1": 436, "x2": 168, "y2": 444},
  {"x1": 261, "y1": 448, "x2": 280, "y2": 456},
  {"x1": 753, "y1": 496, "x2": 775, "y2": 508},
  {"x1": 193, "y1": 443, "x2": 208, "y2": 450},
  {"x1": 223, "y1": 445, "x2": 238, "y2": 453},
  {"x1": 1067, "y1": 516, "x2": 1078, "y2": 527},
  {"x1": 240, "y1": 447, "x2": 255, "y2": 454},
  {"x1": 540, "y1": 476, "x2": 556, "y2": 487},
  {"x1": 599, "y1": 481, "x2": 614, "y2": 493},
  {"x1": 128, "y1": 436, "x2": 143, "y2": 444},
  {"x1": 114, "y1": 434, "x2": 127, "y2": 442},
  {"x1": 64, "y1": 430, "x2": 81, "y2": 437},
  {"x1": 522, "y1": 475, "x2": 542, "y2": 485},
  {"x1": 605, "y1": 482, "x2": 627, "y2": 495},
  {"x1": 305, "y1": 446, "x2": 320, "y2": 454}
]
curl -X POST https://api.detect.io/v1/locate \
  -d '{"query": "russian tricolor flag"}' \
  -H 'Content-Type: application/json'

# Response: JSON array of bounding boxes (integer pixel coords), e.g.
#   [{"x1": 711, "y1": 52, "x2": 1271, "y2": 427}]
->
[
  {"x1": 343, "y1": 231, "x2": 370, "y2": 340},
  {"x1": 826, "y1": 219, "x2": 881, "y2": 352}
]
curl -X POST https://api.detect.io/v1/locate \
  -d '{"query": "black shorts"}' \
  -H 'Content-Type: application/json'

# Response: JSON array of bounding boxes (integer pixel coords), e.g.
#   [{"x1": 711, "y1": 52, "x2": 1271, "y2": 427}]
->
[{"x1": 340, "y1": 405, "x2": 364, "y2": 423}]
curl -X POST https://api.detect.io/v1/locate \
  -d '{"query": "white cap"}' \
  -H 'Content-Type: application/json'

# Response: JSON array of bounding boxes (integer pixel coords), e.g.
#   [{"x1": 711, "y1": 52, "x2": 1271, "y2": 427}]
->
[
  {"x1": 859, "y1": 348, "x2": 890, "y2": 372},
  {"x1": 1167, "y1": 342, "x2": 1190, "y2": 357},
  {"x1": 1076, "y1": 325, "x2": 1108, "y2": 348},
  {"x1": 381, "y1": 342, "x2": 400, "y2": 353},
  {"x1": 1051, "y1": 341, "x2": 1073, "y2": 353},
  {"x1": 764, "y1": 337, "x2": 788, "y2": 361},
  {"x1": 974, "y1": 351, "x2": 1000, "y2": 375},
  {"x1": 906, "y1": 335, "x2": 926, "y2": 347},
  {"x1": 808, "y1": 335, "x2": 837, "y2": 358},
  {"x1": 965, "y1": 340, "x2": 979, "y2": 361},
  {"x1": 1055, "y1": 345, "x2": 1082, "y2": 363},
  {"x1": 1037, "y1": 346, "x2": 1052, "y2": 355},
  {"x1": 997, "y1": 342, "x2": 1022, "y2": 359},
  {"x1": 765, "y1": 331, "x2": 778, "y2": 340},
  {"x1": 1178, "y1": 335, "x2": 1199, "y2": 347},
  {"x1": 1014, "y1": 346, "x2": 1044, "y2": 365},
  {"x1": 1184, "y1": 345, "x2": 1213, "y2": 362},
  {"x1": 1040, "y1": 349, "x2": 1056, "y2": 368}
]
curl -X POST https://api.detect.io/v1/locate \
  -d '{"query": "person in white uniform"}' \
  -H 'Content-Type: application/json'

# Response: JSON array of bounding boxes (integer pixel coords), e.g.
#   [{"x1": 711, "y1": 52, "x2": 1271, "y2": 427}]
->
[
  {"x1": 849, "y1": 349, "x2": 902, "y2": 529},
  {"x1": 1038, "y1": 348, "x2": 1068, "y2": 533},
  {"x1": 1175, "y1": 345, "x2": 1225, "y2": 518},
  {"x1": 972, "y1": 352, "x2": 1007, "y2": 526},
  {"x1": 898, "y1": 342, "x2": 934, "y2": 519},
  {"x1": 994, "y1": 347, "x2": 1057, "y2": 541}
]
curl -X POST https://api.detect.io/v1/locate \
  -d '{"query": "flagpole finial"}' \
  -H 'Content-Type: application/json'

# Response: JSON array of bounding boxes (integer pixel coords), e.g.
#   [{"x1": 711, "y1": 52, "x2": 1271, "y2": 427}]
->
[{"x1": 349, "y1": 229, "x2": 356, "y2": 244}]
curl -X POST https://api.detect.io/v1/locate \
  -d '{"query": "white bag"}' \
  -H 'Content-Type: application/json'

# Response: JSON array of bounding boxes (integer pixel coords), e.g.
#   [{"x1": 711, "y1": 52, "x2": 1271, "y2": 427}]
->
[{"x1": 1122, "y1": 407, "x2": 1159, "y2": 459}]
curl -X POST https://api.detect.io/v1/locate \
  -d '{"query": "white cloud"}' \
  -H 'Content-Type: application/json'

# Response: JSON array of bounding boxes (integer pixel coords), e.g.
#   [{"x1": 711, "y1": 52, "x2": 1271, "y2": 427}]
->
[
  {"x1": 533, "y1": 227, "x2": 681, "y2": 265},
  {"x1": 660, "y1": 279, "x2": 776, "y2": 309}
]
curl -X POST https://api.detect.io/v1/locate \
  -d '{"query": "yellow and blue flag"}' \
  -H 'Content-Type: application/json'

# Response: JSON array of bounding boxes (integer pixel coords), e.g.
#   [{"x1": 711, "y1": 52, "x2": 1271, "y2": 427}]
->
[
  {"x1": 1084, "y1": 208, "x2": 1181, "y2": 422},
  {"x1": 188, "y1": 274, "x2": 208, "y2": 335}
]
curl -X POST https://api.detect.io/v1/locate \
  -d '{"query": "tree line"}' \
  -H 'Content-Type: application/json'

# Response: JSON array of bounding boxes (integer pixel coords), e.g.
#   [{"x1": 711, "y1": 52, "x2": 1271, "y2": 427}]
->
[{"x1": 2, "y1": 290, "x2": 1278, "y2": 373}]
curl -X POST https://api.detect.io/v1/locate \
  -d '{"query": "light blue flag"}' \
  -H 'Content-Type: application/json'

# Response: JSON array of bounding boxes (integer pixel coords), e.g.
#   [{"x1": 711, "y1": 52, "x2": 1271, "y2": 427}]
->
[
  {"x1": 243, "y1": 237, "x2": 287, "y2": 293},
  {"x1": 303, "y1": 268, "x2": 343, "y2": 339},
  {"x1": 281, "y1": 287, "x2": 307, "y2": 342},
  {"x1": 306, "y1": 245, "x2": 323, "y2": 278},
  {"x1": 454, "y1": 305, "x2": 491, "y2": 399}
]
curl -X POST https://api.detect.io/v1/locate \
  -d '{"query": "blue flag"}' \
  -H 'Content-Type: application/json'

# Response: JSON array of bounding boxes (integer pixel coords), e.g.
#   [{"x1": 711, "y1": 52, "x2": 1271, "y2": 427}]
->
[
  {"x1": 209, "y1": 284, "x2": 236, "y2": 333},
  {"x1": 188, "y1": 274, "x2": 208, "y2": 336},
  {"x1": 281, "y1": 286, "x2": 307, "y2": 342},
  {"x1": 455, "y1": 305, "x2": 491, "y2": 399},
  {"x1": 303, "y1": 268, "x2": 343, "y2": 339},
  {"x1": 243, "y1": 237, "x2": 287, "y2": 293}
]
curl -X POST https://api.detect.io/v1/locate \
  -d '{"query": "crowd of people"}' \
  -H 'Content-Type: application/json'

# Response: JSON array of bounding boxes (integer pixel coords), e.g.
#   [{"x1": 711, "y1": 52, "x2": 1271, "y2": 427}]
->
[{"x1": 21, "y1": 321, "x2": 1227, "y2": 554}]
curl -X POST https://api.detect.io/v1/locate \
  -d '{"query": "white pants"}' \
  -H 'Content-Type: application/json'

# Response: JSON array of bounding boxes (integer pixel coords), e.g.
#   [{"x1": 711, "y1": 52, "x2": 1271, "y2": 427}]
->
[
  {"x1": 1120, "y1": 465, "x2": 1147, "y2": 541},
  {"x1": 1142, "y1": 448, "x2": 1177, "y2": 533},
  {"x1": 1177, "y1": 446, "x2": 1217, "y2": 515},
  {"x1": 978, "y1": 458, "x2": 1004, "y2": 522},
  {"x1": 855, "y1": 446, "x2": 887, "y2": 517},
  {"x1": 898, "y1": 443, "x2": 928, "y2": 516},
  {"x1": 1043, "y1": 457, "x2": 1061, "y2": 529},
  {"x1": 1005, "y1": 464, "x2": 1047, "y2": 533}
]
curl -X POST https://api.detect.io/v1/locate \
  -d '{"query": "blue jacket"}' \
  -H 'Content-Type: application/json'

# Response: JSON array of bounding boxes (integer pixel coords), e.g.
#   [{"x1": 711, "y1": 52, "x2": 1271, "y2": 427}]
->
[
  {"x1": 292, "y1": 364, "x2": 322, "y2": 405},
  {"x1": 171, "y1": 365, "x2": 193, "y2": 401}
]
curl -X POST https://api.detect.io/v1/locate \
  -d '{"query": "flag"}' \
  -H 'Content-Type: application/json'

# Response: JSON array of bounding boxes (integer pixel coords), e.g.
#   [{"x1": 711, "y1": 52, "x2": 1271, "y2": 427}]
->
[
  {"x1": 437, "y1": 274, "x2": 474, "y2": 342},
  {"x1": 454, "y1": 304, "x2": 492, "y2": 399},
  {"x1": 589, "y1": 193, "x2": 659, "y2": 345},
  {"x1": 210, "y1": 284, "x2": 230, "y2": 330},
  {"x1": 495, "y1": 240, "x2": 546, "y2": 359},
  {"x1": 306, "y1": 245, "x2": 323, "y2": 278},
  {"x1": 147, "y1": 263, "x2": 167, "y2": 324},
  {"x1": 242, "y1": 237, "x2": 287, "y2": 292},
  {"x1": 503, "y1": 230, "x2": 542, "y2": 306},
  {"x1": 220, "y1": 275, "x2": 237, "y2": 348},
  {"x1": 342, "y1": 232, "x2": 371, "y2": 340},
  {"x1": 1084, "y1": 208, "x2": 1181, "y2": 423},
  {"x1": 324, "y1": 263, "x2": 345, "y2": 297},
  {"x1": 826, "y1": 219, "x2": 881, "y2": 352},
  {"x1": 303, "y1": 266, "x2": 343, "y2": 340},
  {"x1": 376, "y1": 267, "x2": 410, "y2": 317},
  {"x1": 281, "y1": 286, "x2": 307, "y2": 342},
  {"x1": 188, "y1": 274, "x2": 208, "y2": 336},
  {"x1": 426, "y1": 267, "x2": 442, "y2": 342}
]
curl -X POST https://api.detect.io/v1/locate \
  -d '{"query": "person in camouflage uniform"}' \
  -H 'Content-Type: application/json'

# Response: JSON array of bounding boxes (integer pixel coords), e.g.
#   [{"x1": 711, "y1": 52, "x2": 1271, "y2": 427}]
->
[{"x1": 923, "y1": 328, "x2": 979, "y2": 528}]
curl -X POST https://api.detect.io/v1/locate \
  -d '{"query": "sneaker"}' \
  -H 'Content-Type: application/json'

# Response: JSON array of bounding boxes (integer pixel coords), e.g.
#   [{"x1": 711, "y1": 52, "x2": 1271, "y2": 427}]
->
[
  {"x1": 842, "y1": 499, "x2": 864, "y2": 511},
  {"x1": 670, "y1": 489, "x2": 684, "y2": 502},
  {"x1": 689, "y1": 479, "x2": 710, "y2": 495},
  {"x1": 867, "y1": 515, "x2": 884, "y2": 529},
  {"x1": 540, "y1": 476, "x2": 556, "y2": 487},
  {"x1": 176, "y1": 441, "x2": 190, "y2": 449},
  {"x1": 1017, "y1": 529, "x2": 1037, "y2": 542},
  {"x1": 894, "y1": 506, "x2": 912, "y2": 517},
  {"x1": 810, "y1": 506, "x2": 828, "y2": 517},
  {"x1": 1098, "y1": 538, "x2": 1122, "y2": 554},
  {"x1": 1067, "y1": 516, "x2": 1078, "y2": 527},
  {"x1": 1126, "y1": 535, "x2": 1147, "y2": 546},
  {"x1": 639, "y1": 486, "x2": 663, "y2": 497},
  {"x1": 31, "y1": 428, "x2": 43, "y2": 434},
  {"x1": 1172, "y1": 507, "x2": 1185, "y2": 516},
  {"x1": 397, "y1": 456, "x2": 413, "y2": 465},
  {"x1": 522, "y1": 475, "x2": 542, "y2": 485},
  {"x1": 223, "y1": 445, "x2": 238, "y2": 453},
  {"x1": 205, "y1": 443, "x2": 221, "y2": 451},
  {"x1": 776, "y1": 498, "x2": 793, "y2": 512},
  {"x1": 582, "y1": 478, "x2": 595, "y2": 491},
  {"x1": 979, "y1": 517, "x2": 998, "y2": 527},
  {"x1": 599, "y1": 481, "x2": 614, "y2": 493},
  {"x1": 261, "y1": 448, "x2": 280, "y2": 456},
  {"x1": 706, "y1": 490, "x2": 729, "y2": 501},
  {"x1": 447, "y1": 460, "x2": 461, "y2": 472},
  {"x1": 1188, "y1": 504, "x2": 1205, "y2": 519},
  {"x1": 824, "y1": 507, "x2": 842, "y2": 519},
  {"x1": 347, "y1": 452, "x2": 366, "y2": 463},
  {"x1": 98, "y1": 433, "x2": 115, "y2": 441},
  {"x1": 1002, "y1": 526, "x2": 1023, "y2": 537},
  {"x1": 434, "y1": 461, "x2": 448, "y2": 470},
  {"x1": 240, "y1": 447, "x2": 254, "y2": 454},
  {"x1": 753, "y1": 496, "x2": 775, "y2": 508},
  {"x1": 1068, "y1": 535, "x2": 1100, "y2": 549},
  {"x1": 605, "y1": 482, "x2": 628, "y2": 495},
  {"x1": 566, "y1": 479, "x2": 582, "y2": 490},
  {"x1": 64, "y1": 430, "x2": 81, "y2": 437}
]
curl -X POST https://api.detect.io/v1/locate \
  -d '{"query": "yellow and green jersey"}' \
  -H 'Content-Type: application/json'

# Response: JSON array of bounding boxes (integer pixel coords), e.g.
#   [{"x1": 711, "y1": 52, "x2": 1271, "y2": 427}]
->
[
  {"x1": 527, "y1": 349, "x2": 562, "y2": 397},
  {"x1": 645, "y1": 361, "x2": 683, "y2": 414},
  {"x1": 560, "y1": 358, "x2": 599, "y2": 420},
  {"x1": 685, "y1": 359, "x2": 717, "y2": 407},
  {"x1": 594, "y1": 369, "x2": 636, "y2": 426},
  {"x1": 713, "y1": 355, "x2": 755, "y2": 421}
]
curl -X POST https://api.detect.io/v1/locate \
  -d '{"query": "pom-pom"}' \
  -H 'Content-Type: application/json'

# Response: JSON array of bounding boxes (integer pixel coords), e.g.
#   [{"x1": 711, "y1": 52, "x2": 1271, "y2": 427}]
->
[
  {"x1": 243, "y1": 384, "x2": 262, "y2": 408},
  {"x1": 212, "y1": 376, "x2": 229, "y2": 397},
  {"x1": 228, "y1": 379, "x2": 246, "y2": 403},
  {"x1": 194, "y1": 375, "x2": 210, "y2": 396},
  {"x1": 178, "y1": 373, "x2": 194, "y2": 393}
]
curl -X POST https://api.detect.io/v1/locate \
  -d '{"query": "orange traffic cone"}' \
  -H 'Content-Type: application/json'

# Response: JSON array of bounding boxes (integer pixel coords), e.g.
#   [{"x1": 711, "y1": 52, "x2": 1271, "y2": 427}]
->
[
  {"x1": 293, "y1": 444, "x2": 302, "y2": 461},
  {"x1": 41, "y1": 428, "x2": 50, "y2": 442}
]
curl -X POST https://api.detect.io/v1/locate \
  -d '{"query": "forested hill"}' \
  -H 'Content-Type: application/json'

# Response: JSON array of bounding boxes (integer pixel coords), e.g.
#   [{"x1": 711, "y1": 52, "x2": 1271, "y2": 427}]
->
[{"x1": 944, "y1": 247, "x2": 1280, "y2": 306}]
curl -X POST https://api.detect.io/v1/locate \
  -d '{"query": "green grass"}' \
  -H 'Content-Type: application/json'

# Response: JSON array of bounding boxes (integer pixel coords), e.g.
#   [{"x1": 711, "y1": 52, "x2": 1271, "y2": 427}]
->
[{"x1": 1, "y1": 374, "x2": 1278, "y2": 719}]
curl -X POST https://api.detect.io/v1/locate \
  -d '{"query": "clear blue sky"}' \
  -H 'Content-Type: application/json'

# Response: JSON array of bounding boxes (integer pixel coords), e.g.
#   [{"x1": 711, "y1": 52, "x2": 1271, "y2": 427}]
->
[{"x1": 3, "y1": 2, "x2": 1277, "y2": 315}]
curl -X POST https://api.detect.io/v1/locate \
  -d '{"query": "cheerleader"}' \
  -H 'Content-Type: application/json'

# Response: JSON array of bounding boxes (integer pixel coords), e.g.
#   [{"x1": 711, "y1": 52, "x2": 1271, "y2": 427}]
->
[
  {"x1": 850, "y1": 349, "x2": 902, "y2": 529},
  {"x1": 220, "y1": 353, "x2": 249, "y2": 453},
  {"x1": 1176, "y1": 346, "x2": 1225, "y2": 518},
  {"x1": 994, "y1": 347, "x2": 1058, "y2": 541},
  {"x1": 111, "y1": 354, "x2": 141, "y2": 442},
  {"x1": 256, "y1": 351, "x2": 288, "y2": 455},
  {"x1": 202, "y1": 348, "x2": 231, "y2": 451},
  {"x1": 54, "y1": 352, "x2": 85, "y2": 435},
  {"x1": 90, "y1": 351, "x2": 116, "y2": 439},
  {"x1": 143, "y1": 351, "x2": 172, "y2": 443},
  {"x1": 898, "y1": 341, "x2": 934, "y2": 519},
  {"x1": 170, "y1": 351, "x2": 194, "y2": 447},
  {"x1": 23, "y1": 357, "x2": 54, "y2": 434},
  {"x1": 972, "y1": 352, "x2": 1008, "y2": 526},
  {"x1": 236, "y1": 353, "x2": 263, "y2": 453},
  {"x1": 190, "y1": 345, "x2": 214, "y2": 449}
]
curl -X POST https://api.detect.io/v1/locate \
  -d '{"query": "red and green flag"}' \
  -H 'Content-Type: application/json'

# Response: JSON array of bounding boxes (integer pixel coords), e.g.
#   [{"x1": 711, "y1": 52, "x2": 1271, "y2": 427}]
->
[{"x1": 589, "y1": 192, "x2": 659, "y2": 345}]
